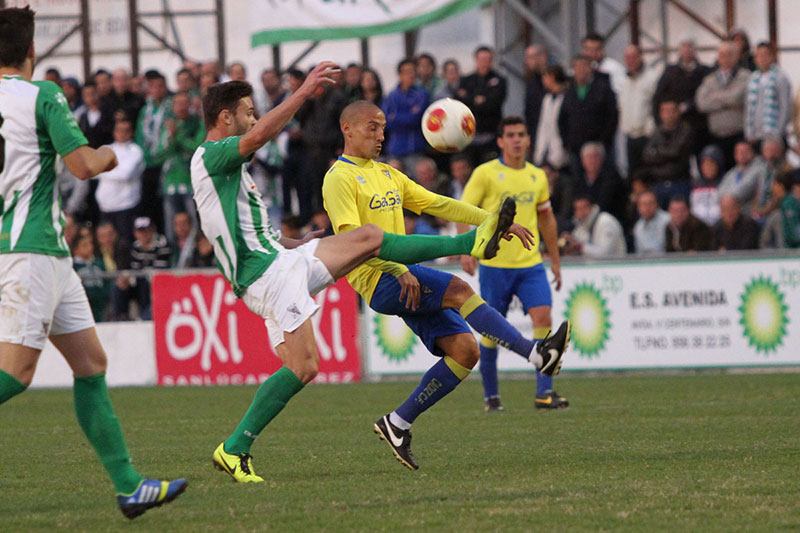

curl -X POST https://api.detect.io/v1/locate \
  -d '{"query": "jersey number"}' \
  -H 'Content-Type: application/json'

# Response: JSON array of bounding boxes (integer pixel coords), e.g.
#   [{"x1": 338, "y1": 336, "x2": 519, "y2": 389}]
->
[{"x1": 0, "y1": 112, "x2": 5, "y2": 174}]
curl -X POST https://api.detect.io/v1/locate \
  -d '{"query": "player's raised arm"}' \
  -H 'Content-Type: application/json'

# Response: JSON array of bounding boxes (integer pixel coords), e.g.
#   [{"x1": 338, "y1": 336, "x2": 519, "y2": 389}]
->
[{"x1": 238, "y1": 61, "x2": 339, "y2": 156}]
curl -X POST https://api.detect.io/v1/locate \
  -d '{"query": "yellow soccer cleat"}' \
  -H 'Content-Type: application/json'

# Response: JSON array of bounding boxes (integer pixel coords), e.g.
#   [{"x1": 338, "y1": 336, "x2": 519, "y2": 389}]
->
[
  {"x1": 212, "y1": 442, "x2": 264, "y2": 483},
  {"x1": 470, "y1": 197, "x2": 517, "y2": 260}
]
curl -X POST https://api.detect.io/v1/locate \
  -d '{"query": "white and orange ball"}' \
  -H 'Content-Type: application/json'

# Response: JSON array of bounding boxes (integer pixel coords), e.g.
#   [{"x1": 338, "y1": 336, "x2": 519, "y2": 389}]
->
[{"x1": 420, "y1": 98, "x2": 476, "y2": 153}]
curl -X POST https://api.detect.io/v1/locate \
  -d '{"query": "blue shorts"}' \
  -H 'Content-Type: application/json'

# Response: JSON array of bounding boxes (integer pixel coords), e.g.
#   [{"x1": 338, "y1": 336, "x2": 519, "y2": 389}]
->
[
  {"x1": 478, "y1": 263, "x2": 552, "y2": 317},
  {"x1": 370, "y1": 264, "x2": 471, "y2": 357}
]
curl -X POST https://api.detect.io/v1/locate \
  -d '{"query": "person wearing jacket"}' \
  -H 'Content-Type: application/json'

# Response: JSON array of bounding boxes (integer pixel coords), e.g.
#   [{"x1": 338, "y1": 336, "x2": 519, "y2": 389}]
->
[
  {"x1": 695, "y1": 41, "x2": 750, "y2": 170},
  {"x1": 562, "y1": 195, "x2": 626, "y2": 258},
  {"x1": 457, "y1": 46, "x2": 507, "y2": 163},
  {"x1": 558, "y1": 55, "x2": 618, "y2": 180},
  {"x1": 382, "y1": 58, "x2": 429, "y2": 168}
]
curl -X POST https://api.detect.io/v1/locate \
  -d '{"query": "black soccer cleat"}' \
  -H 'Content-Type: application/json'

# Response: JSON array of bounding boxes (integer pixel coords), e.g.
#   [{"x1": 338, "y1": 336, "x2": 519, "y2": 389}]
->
[
  {"x1": 373, "y1": 415, "x2": 419, "y2": 471},
  {"x1": 484, "y1": 197, "x2": 517, "y2": 260},
  {"x1": 535, "y1": 390, "x2": 570, "y2": 410},
  {"x1": 484, "y1": 396, "x2": 505, "y2": 412},
  {"x1": 537, "y1": 320, "x2": 570, "y2": 376}
]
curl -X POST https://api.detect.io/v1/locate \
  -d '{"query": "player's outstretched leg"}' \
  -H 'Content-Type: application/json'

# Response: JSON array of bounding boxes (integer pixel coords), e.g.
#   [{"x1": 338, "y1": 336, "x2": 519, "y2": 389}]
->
[
  {"x1": 377, "y1": 197, "x2": 516, "y2": 264},
  {"x1": 442, "y1": 277, "x2": 570, "y2": 375}
]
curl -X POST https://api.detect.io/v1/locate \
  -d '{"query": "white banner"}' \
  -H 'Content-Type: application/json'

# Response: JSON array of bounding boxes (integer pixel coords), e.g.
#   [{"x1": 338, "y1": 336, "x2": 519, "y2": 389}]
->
[
  {"x1": 249, "y1": 0, "x2": 493, "y2": 47},
  {"x1": 364, "y1": 257, "x2": 800, "y2": 374}
]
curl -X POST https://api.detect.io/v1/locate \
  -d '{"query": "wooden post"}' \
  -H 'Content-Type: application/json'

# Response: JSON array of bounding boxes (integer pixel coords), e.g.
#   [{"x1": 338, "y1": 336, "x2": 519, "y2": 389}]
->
[
  {"x1": 272, "y1": 45, "x2": 281, "y2": 72},
  {"x1": 215, "y1": 0, "x2": 225, "y2": 68},
  {"x1": 80, "y1": 0, "x2": 91, "y2": 81},
  {"x1": 128, "y1": 0, "x2": 139, "y2": 75},
  {"x1": 360, "y1": 38, "x2": 370, "y2": 68},
  {"x1": 724, "y1": 0, "x2": 735, "y2": 31},
  {"x1": 629, "y1": 0, "x2": 640, "y2": 46}
]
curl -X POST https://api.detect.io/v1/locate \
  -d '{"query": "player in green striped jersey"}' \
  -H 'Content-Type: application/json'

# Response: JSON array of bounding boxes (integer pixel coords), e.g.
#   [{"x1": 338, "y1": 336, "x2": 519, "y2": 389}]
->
[
  {"x1": 194, "y1": 72, "x2": 531, "y2": 482},
  {"x1": 0, "y1": 6, "x2": 186, "y2": 519}
]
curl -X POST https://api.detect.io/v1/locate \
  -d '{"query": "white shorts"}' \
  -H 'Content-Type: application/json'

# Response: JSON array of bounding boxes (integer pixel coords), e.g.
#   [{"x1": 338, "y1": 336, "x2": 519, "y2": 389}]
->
[
  {"x1": 242, "y1": 240, "x2": 335, "y2": 348},
  {"x1": 0, "y1": 253, "x2": 95, "y2": 350}
]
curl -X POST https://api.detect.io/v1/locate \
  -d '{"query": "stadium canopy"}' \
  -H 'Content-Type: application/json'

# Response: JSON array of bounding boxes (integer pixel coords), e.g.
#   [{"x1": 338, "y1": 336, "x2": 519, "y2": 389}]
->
[{"x1": 249, "y1": 0, "x2": 493, "y2": 47}]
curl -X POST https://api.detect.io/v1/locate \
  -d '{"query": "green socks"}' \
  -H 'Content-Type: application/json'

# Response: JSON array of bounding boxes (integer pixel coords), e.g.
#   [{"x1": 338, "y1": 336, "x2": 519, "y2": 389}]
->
[
  {"x1": 224, "y1": 366, "x2": 305, "y2": 455},
  {"x1": 378, "y1": 229, "x2": 476, "y2": 265},
  {"x1": 0, "y1": 369, "x2": 26, "y2": 405},
  {"x1": 73, "y1": 374, "x2": 143, "y2": 495}
]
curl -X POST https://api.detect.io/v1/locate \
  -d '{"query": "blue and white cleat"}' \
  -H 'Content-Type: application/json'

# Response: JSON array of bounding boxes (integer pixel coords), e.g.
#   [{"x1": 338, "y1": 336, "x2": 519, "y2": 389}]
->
[{"x1": 117, "y1": 477, "x2": 188, "y2": 519}]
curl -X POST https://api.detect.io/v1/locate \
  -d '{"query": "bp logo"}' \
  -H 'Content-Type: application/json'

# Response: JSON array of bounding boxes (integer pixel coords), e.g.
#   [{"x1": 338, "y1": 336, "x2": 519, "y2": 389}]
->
[
  {"x1": 738, "y1": 276, "x2": 789, "y2": 353},
  {"x1": 563, "y1": 282, "x2": 610, "y2": 357},
  {"x1": 373, "y1": 314, "x2": 417, "y2": 362}
]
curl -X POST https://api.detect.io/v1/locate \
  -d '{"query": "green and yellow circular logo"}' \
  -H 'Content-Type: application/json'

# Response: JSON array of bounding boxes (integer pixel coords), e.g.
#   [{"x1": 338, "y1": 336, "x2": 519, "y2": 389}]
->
[
  {"x1": 563, "y1": 282, "x2": 611, "y2": 358},
  {"x1": 738, "y1": 276, "x2": 789, "y2": 353},
  {"x1": 374, "y1": 314, "x2": 417, "y2": 362}
]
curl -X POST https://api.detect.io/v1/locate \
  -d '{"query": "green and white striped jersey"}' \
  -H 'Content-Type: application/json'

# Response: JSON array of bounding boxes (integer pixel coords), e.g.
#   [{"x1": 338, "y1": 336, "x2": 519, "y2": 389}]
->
[
  {"x1": 191, "y1": 135, "x2": 285, "y2": 297},
  {"x1": 0, "y1": 75, "x2": 87, "y2": 256}
]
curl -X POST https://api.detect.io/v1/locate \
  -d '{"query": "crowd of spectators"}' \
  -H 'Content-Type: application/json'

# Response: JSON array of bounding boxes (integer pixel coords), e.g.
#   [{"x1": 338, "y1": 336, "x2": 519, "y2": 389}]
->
[{"x1": 45, "y1": 29, "x2": 800, "y2": 321}]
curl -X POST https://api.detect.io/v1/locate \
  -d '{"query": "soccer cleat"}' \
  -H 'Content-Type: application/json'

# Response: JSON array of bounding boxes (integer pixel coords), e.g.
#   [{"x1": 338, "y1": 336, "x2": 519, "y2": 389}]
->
[
  {"x1": 536, "y1": 390, "x2": 570, "y2": 410},
  {"x1": 212, "y1": 442, "x2": 264, "y2": 483},
  {"x1": 471, "y1": 197, "x2": 517, "y2": 260},
  {"x1": 484, "y1": 396, "x2": 505, "y2": 412},
  {"x1": 537, "y1": 320, "x2": 571, "y2": 376},
  {"x1": 373, "y1": 415, "x2": 419, "y2": 471},
  {"x1": 117, "y1": 477, "x2": 187, "y2": 520}
]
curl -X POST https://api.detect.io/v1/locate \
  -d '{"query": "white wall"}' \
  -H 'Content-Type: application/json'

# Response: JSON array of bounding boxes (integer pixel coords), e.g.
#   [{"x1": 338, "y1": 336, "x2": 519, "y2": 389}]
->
[{"x1": 31, "y1": 322, "x2": 156, "y2": 388}]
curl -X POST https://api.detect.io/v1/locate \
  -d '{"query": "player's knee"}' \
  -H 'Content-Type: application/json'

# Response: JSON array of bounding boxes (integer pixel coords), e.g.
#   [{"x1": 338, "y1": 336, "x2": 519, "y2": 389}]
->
[
  {"x1": 286, "y1": 351, "x2": 318, "y2": 384},
  {"x1": 360, "y1": 224, "x2": 384, "y2": 255},
  {"x1": 459, "y1": 342, "x2": 481, "y2": 369},
  {"x1": 446, "y1": 277, "x2": 474, "y2": 305}
]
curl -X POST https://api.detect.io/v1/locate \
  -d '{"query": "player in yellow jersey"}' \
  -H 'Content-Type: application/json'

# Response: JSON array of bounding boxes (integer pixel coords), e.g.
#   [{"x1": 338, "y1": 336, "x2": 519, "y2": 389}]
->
[
  {"x1": 461, "y1": 116, "x2": 571, "y2": 412},
  {"x1": 322, "y1": 101, "x2": 569, "y2": 470}
]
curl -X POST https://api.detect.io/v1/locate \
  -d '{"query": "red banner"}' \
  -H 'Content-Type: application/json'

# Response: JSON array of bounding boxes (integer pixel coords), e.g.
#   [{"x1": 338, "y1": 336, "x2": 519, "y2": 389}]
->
[{"x1": 152, "y1": 273, "x2": 361, "y2": 385}]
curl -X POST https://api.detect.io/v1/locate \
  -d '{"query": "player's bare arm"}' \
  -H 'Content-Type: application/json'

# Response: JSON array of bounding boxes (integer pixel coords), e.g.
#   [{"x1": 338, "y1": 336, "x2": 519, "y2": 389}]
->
[
  {"x1": 537, "y1": 207, "x2": 561, "y2": 291},
  {"x1": 238, "y1": 61, "x2": 339, "y2": 156},
  {"x1": 62, "y1": 145, "x2": 118, "y2": 180}
]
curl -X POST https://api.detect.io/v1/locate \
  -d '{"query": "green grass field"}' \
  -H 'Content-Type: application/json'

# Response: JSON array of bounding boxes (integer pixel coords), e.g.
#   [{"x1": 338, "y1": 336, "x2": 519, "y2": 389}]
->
[{"x1": 2, "y1": 374, "x2": 799, "y2": 532}]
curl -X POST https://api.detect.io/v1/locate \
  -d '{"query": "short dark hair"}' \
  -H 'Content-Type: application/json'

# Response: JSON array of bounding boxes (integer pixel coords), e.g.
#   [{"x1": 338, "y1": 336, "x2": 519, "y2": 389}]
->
[
  {"x1": 756, "y1": 41, "x2": 776, "y2": 55},
  {"x1": 144, "y1": 69, "x2": 165, "y2": 82},
  {"x1": 397, "y1": 58, "x2": 415, "y2": 73},
  {"x1": 583, "y1": 32, "x2": 605, "y2": 44},
  {"x1": 45, "y1": 67, "x2": 62, "y2": 78},
  {"x1": 545, "y1": 64, "x2": 567, "y2": 84},
  {"x1": 474, "y1": 46, "x2": 493, "y2": 57},
  {"x1": 286, "y1": 68, "x2": 305, "y2": 82},
  {"x1": 497, "y1": 116, "x2": 527, "y2": 137},
  {"x1": 202, "y1": 80, "x2": 253, "y2": 129},
  {"x1": 177, "y1": 67, "x2": 191, "y2": 77},
  {"x1": 443, "y1": 58, "x2": 459, "y2": 70},
  {"x1": 0, "y1": 6, "x2": 35, "y2": 68},
  {"x1": 82, "y1": 81, "x2": 97, "y2": 90},
  {"x1": 450, "y1": 153, "x2": 471, "y2": 166},
  {"x1": 573, "y1": 193, "x2": 593, "y2": 204},
  {"x1": 416, "y1": 53, "x2": 436, "y2": 68},
  {"x1": 346, "y1": 62, "x2": 361, "y2": 70},
  {"x1": 776, "y1": 170, "x2": 797, "y2": 192},
  {"x1": 94, "y1": 68, "x2": 111, "y2": 78},
  {"x1": 572, "y1": 54, "x2": 591, "y2": 64},
  {"x1": 668, "y1": 196, "x2": 689, "y2": 207}
]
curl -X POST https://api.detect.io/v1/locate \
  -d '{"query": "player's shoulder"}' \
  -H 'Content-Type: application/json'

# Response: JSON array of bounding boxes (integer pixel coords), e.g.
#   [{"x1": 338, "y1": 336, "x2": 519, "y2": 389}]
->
[
  {"x1": 524, "y1": 162, "x2": 548, "y2": 184},
  {"x1": 373, "y1": 160, "x2": 408, "y2": 180},
  {"x1": 30, "y1": 80, "x2": 67, "y2": 105}
]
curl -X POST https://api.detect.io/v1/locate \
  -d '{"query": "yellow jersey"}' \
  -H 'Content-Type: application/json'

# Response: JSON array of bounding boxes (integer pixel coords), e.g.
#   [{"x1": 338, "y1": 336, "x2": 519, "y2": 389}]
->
[
  {"x1": 461, "y1": 158, "x2": 550, "y2": 268},
  {"x1": 322, "y1": 155, "x2": 438, "y2": 303}
]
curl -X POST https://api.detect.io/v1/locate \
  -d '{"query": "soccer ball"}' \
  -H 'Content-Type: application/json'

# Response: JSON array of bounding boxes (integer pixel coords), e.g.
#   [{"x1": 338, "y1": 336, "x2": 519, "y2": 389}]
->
[{"x1": 421, "y1": 98, "x2": 476, "y2": 153}]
